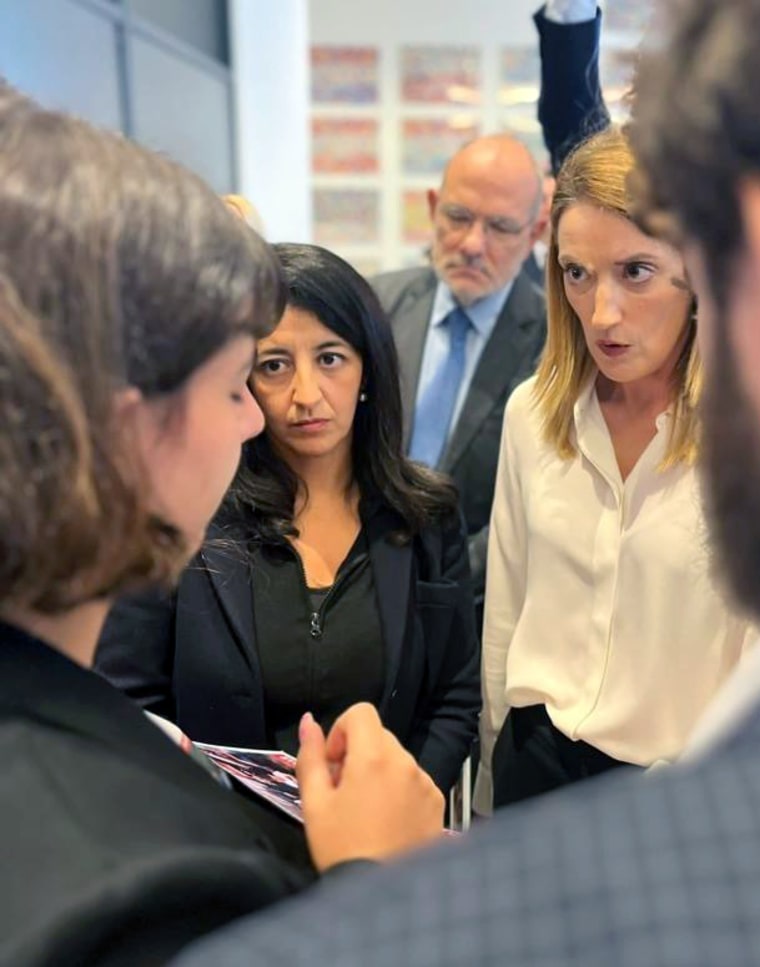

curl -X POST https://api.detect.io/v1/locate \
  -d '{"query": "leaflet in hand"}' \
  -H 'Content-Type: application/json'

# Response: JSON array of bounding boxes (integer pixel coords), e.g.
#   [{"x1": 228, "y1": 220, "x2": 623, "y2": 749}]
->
[{"x1": 195, "y1": 744, "x2": 303, "y2": 823}]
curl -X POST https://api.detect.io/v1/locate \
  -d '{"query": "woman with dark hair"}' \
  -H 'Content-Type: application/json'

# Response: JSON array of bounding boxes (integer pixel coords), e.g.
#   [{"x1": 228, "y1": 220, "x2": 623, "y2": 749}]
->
[
  {"x1": 97, "y1": 243, "x2": 480, "y2": 794},
  {"x1": 0, "y1": 90, "x2": 443, "y2": 965}
]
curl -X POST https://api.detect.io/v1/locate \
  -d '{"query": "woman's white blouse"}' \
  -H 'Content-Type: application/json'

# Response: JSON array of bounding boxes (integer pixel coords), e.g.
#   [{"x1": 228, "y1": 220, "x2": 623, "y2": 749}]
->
[{"x1": 475, "y1": 376, "x2": 755, "y2": 813}]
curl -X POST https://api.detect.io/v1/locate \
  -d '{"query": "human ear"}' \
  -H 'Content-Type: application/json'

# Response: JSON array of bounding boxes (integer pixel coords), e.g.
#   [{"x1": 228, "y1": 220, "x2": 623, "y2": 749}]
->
[{"x1": 110, "y1": 386, "x2": 158, "y2": 462}]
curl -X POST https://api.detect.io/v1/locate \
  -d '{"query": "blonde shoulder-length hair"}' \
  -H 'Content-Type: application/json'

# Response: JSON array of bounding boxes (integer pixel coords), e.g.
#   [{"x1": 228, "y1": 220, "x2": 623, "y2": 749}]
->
[{"x1": 533, "y1": 126, "x2": 701, "y2": 469}]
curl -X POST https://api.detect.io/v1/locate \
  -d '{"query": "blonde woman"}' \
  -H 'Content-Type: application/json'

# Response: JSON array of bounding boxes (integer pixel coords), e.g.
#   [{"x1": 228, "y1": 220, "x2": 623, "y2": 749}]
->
[{"x1": 475, "y1": 127, "x2": 755, "y2": 811}]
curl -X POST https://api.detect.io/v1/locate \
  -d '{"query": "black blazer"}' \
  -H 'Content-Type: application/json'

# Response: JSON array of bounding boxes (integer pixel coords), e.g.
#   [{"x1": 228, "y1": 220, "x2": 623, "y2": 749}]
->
[
  {"x1": 172, "y1": 701, "x2": 760, "y2": 967},
  {"x1": 0, "y1": 621, "x2": 309, "y2": 967},
  {"x1": 371, "y1": 266, "x2": 546, "y2": 598},
  {"x1": 96, "y1": 509, "x2": 480, "y2": 795}
]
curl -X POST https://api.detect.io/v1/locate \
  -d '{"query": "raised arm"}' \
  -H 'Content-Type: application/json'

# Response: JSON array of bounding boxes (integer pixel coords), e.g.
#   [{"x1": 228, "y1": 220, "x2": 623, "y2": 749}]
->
[{"x1": 535, "y1": 1, "x2": 610, "y2": 174}]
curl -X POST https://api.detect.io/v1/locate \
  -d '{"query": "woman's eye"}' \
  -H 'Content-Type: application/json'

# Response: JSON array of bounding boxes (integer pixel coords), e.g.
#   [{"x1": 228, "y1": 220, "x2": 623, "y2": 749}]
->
[
  {"x1": 624, "y1": 262, "x2": 655, "y2": 282},
  {"x1": 257, "y1": 359, "x2": 285, "y2": 375},
  {"x1": 320, "y1": 352, "x2": 343, "y2": 367},
  {"x1": 562, "y1": 264, "x2": 587, "y2": 282}
]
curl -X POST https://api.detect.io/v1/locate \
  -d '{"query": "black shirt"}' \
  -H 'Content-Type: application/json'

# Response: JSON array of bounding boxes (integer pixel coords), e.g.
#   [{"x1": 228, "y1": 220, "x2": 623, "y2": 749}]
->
[{"x1": 250, "y1": 531, "x2": 385, "y2": 753}]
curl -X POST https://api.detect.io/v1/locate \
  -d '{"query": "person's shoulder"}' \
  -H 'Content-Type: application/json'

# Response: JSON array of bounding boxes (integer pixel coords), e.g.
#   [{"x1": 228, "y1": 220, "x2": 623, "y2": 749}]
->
[
  {"x1": 508, "y1": 267, "x2": 547, "y2": 317},
  {"x1": 506, "y1": 374, "x2": 538, "y2": 421},
  {"x1": 371, "y1": 265, "x2": 435, "y2": 303},
  {"x1": 502, "y1": 376, "x2": 545, "y2": 460}
]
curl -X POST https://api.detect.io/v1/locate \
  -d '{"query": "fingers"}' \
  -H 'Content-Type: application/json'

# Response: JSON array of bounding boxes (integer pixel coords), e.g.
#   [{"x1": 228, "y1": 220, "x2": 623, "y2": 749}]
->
[
  {"x1": 295, "y1": 712, "x2": 332, "y2": 801},
  {"x1": 298, "y1": 703, "x2": 446, "y2": 872},
  {"x1": 326, "y1": 702, "x2": 383, "y2": 755}
]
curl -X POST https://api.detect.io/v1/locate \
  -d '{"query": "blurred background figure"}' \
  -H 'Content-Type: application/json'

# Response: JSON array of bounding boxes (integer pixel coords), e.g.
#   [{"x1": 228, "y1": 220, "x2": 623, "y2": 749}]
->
[{"x1": 223, "y1": 193, "x2": 267, "y2": 237}]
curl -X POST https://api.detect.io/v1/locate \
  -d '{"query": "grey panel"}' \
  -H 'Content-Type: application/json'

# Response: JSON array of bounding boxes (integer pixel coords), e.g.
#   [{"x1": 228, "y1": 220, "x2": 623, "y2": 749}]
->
[
  {"x1": 130, "y1": 35, "x2": 233, "y2": 192},
  {"x1": 0, "y1": 0, "x2": 122, "y2": 129},
  {"x1": 128, "y1": 0, "x2": 228, "y2": 62}
]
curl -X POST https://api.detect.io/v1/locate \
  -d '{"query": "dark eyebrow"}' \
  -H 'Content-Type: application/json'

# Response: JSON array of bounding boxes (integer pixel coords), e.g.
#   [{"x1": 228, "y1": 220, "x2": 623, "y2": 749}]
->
[
  {"x1": 256, "y1": 339, "x2": 348, "y2": 358},
  {"x1": 612, "y1": 252, "x2": 660, "y2": 265},
  {"x1": 255, "y1": 345, "x2": 291, "y2": 359},
  {"x1": 316, "y1": 340, "x2": 348, "y2": 351}
]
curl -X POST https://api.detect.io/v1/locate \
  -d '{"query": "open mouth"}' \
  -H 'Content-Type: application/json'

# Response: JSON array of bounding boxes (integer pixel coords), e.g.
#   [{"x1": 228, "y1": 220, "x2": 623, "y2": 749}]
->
[{"x1": 597, "y1": 341, "x2": 630, "y2": 356}]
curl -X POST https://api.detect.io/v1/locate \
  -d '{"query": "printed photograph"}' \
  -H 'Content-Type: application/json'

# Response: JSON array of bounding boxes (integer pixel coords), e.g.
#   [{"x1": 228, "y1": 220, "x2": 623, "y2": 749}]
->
[
  {"x1": 400, "y1": 116, "x2": 479, "y2": 176},
  {"x1": 400, "y1": 46, "x2": 480, "y2": 105},
  {"x1": 311, "y1": 46, "x2": 379, "y2": 104},
  {"x1": 401, "y1": 189, "x2": 431, "y2": 245},
  {"x1": 313, "y1": 188, "x2": 380, "y2": 244},
  {"x1": 499, "y1": 47, "x2": 540, "y2": 106},
  {"x1": 196, "y1": 745, "x2": 303, "y2": 823},
  {"x1": 312, "y1": 118, "x2": 379, "y2": 174}
]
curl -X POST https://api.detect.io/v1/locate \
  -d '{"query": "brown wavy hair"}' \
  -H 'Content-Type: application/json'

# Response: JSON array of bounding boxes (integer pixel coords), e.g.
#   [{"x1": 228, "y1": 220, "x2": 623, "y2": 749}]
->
[{"x1": 0, "y1": 87, "x2": 284, "y2": 613}]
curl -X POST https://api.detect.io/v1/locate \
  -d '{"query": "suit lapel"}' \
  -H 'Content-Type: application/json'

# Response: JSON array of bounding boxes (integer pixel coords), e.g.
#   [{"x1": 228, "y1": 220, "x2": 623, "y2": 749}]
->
[
  {"x1": 441, "y1": 271, "x2": 543, "y2": 472},
  {"x1": 366, "y1": 511, "x2": 413, "y2": 710},
  {"x1": 388, "y1": 272, "x2": 437, "y2": 449}
]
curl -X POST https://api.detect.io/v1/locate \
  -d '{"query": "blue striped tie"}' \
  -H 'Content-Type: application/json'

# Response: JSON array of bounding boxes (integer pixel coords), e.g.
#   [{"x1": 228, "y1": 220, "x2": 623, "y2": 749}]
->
[{"x1": 409, "y1": 307, "x2": 471, "y2": 468}]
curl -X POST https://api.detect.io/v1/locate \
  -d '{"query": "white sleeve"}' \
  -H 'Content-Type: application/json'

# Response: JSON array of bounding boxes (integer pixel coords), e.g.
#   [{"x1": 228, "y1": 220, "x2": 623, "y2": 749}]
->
[
  {"x1": 542, "y1": 0, "x2": 598, "y2": 25},
  {"x1": 473, "y1": 390, "x2": 530, "y2": 816}
]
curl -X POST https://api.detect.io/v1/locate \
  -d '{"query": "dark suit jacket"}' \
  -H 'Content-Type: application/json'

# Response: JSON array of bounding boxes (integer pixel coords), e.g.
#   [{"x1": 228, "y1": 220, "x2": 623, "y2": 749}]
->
[
  {"x1": 96, "y1": 509, "x2": 480, "y2": 795},
  {"x1": 371, "y1": 266, "x2": 546, "y2": 597},
  {"x1": 171, "y1": 701, "x2": 760, "y2": 967},
  {"x1": 536, "y1": 5, "x2": 610, "y2": 175},
  {"x1": 0, "y1": 621, "x2": 309, "y2": 967}
]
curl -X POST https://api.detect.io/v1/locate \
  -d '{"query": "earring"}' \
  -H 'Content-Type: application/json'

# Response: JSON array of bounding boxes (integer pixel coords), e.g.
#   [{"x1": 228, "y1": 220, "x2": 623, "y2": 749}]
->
[{"x1": 359, "y1": 390, "x2": 368, "y2": 402}]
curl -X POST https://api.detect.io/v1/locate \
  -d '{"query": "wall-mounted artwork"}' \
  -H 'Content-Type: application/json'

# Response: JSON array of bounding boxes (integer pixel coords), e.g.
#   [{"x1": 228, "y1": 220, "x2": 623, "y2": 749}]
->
[
  {"x1": 400, "y1": 116, "x2": 479, "y2": 176},
  {"x1": 313, "y1": 188, "x2": 380, "y2": 244},
  {"x1": 312, "y1": 118, "x2": 379, "y2": 174},
  {"x1": 401, "y1": 190, "x2": 431, "y2": 245},
  {"x1": 400, "y1": 46, "x2": 480, "y2": 105},
  {"x1": 311, "y1": 46, "x2": 379, "y2": 104},
  {"x1": 499, "y1": 47, "x2": 539, "y2": 106}
]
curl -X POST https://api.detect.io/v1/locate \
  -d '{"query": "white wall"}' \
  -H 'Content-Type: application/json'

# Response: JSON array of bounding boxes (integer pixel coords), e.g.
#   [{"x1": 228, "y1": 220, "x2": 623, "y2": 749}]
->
[
  {"x1": 307, "y1": 0, "x2": 548, "y2": 269},
  {"x1": 231, "y1": 0, "x2": 312, "y2": 241},
  {"x1": 310, "y1": 0, "x2": 540, "y2": 44}
]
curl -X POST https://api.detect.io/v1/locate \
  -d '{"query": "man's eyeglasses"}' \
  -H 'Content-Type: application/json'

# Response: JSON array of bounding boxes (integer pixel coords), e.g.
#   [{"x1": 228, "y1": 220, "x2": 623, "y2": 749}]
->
[{"x1": 438, "y1": 204, "x2": 534, "y2": 241}]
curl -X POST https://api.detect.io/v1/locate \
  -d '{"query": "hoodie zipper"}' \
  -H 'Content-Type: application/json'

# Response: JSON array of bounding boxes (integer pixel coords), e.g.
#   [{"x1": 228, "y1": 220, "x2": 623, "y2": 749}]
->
[{"x1": 293, "y1": 548, "x2": 365, "y2": 641}]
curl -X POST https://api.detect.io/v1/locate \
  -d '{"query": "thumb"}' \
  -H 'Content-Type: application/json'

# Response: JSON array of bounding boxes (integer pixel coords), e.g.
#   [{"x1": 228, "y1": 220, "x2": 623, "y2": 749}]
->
[{"x1": 296, "y1": 712, "x2": 333, "y2": 802}]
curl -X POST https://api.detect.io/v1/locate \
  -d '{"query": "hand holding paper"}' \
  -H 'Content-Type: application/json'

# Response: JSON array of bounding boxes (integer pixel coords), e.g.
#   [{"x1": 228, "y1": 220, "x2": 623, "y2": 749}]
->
[{"x1": 297, "y1": 704, "x2": 445, "y2": 872}]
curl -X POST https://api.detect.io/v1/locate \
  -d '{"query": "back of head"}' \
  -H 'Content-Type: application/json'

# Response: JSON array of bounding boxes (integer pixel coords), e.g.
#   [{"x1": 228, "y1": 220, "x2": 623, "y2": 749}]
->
[{"x1": 0, "y1": 89, "x2": 284, "y2": 613}]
